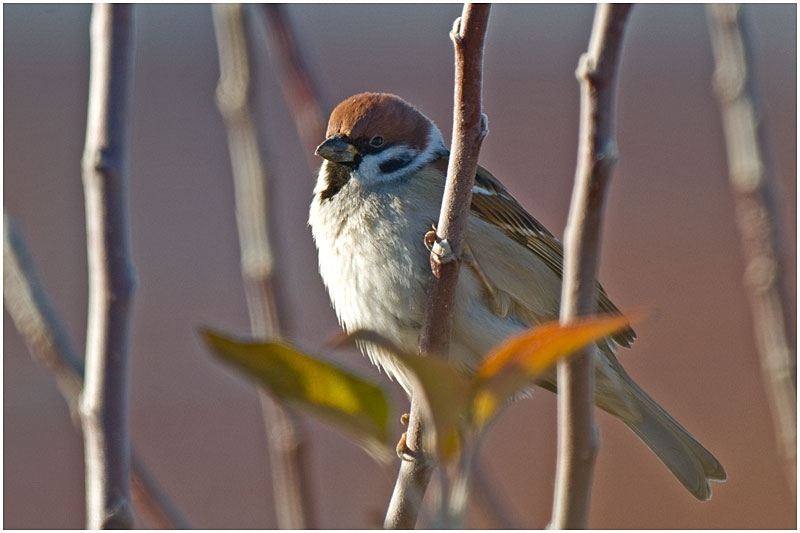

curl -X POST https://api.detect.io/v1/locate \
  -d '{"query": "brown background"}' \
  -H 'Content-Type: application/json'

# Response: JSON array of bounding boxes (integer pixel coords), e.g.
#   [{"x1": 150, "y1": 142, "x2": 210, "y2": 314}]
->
[{"x1": 4, "y1": 4, "x2": 796, "y2": 529}]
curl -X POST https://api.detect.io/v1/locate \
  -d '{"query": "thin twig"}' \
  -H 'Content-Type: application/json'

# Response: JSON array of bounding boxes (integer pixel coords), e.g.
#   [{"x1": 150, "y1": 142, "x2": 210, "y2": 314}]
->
[
  {"x1": 471, "y1": 458, "x2": 522, "y2": 529},
  {"x1": 706, "y1": 3, "x2": 796, "y2": 494},
  {"x1": 4, "y1": 212, "x2": 190, "y2": 529},
  {"x1": 551, "y1": 4, "x2": 632, "y2": 529},
  {"x1": 129, "y1": 451, "x2": 191, "y2": 529},
  {"x1": 4, "y1": 212, "x2": 84, "y2": 417},
  {"x1": 212, "y1": 3, "x2": 314, "y2": 529},
  {"x1": 383, "y1": 4, "x2": 491, "y2": 529},
  {"x1": 260, "y1": 4, "x2": 327, "y2": 173},
  {"x1": 79, "y1": 4, "x2": 136, "y2": 528}
]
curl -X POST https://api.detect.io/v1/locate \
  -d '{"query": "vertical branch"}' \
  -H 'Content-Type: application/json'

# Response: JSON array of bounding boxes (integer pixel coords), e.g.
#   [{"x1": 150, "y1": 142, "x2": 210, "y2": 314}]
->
[
  {"x1": 419, "y1": 3, "x2": 491, "y2": 358},
  {"x1": 551, "y1": 4, "x2": 631, "y2": 529},
  {"x1": 213, "y1": 3, "x2": 278, "y2": 335},
  {"x1": 212, "y1": 4, "x2": 314, "y2": 529},
  {"x1": 706, "y1": 3, "x2": 796, "y2": 493},
  {"x1": 79, "y1": 4, "x2": 136, "y2": 529},
  {"x1": 383, "y1": 399, "x2": 435, "y2": 529},
  {"x1": 384, "y1": 4, "x2": 491, "y2": 529},
  {"x1": 5, "y1": 212, "x2": 190, "y2": 529},
  {"x1": 260, "y1": 4, "x2": 327, "y2": 173}
]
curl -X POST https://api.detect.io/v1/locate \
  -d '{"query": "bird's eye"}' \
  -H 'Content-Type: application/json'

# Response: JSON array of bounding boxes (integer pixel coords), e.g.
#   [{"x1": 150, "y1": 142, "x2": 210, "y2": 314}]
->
[{"x1": 369, "y1": 136, "x2": 385, "y2": 148}]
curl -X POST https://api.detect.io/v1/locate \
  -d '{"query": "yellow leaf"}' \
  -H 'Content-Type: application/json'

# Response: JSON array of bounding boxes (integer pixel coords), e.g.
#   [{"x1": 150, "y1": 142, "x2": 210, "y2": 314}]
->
[
  {"x1": 471, "y1": 312, "x2": 642, "y2": 429},
  {"x1": 394, "y1": 352, "x2": 472, "y2": 462},
  {"x1": 201, "y1": 329, "x2": 392, "y2": 461},
  {"x1": 345, "y1": 330, "x2": 472, "y2": 463}
]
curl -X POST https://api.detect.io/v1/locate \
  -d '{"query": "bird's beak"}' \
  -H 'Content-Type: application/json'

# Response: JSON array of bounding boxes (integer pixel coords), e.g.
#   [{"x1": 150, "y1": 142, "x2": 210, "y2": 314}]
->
[{"x1": 315, "y1": 137, "x2": 359, "y2": 164}]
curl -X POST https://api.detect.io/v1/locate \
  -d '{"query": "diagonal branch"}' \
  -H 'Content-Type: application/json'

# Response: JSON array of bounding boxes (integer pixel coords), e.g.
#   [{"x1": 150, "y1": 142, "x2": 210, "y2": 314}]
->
[
  {"x1": 212, "y1": 3, "x2": 314, "y2": 528},
  {"x1": 551, "y1": 4, "x2": 632, "y2": 529},
  {"x1": 260, "y1": 4, "x2": 327, "y2": 174},
  {"x1": 79, "y1": 4, "x2": 137, "y2": 528},
  {"x1": 383, "y1": 4, "x2": 491, "y2": 529},
  {"x1": 471, "y1": 457, "x2": 523, "y2": 529},
  {"x1": 706, "y1": 3, "x2": 796, "y2": 494},
  {"x1": 4, "y1": 212, "x2": 87, "y2": 421},
  {"x1": 4, "y1": 211, "x2": 190, "y2": 529}
]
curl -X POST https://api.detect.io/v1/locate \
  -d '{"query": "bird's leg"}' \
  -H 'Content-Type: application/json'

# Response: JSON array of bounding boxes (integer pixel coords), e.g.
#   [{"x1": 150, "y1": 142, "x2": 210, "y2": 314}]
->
[
  {"x1": 396, "y1": 413, "x2": 413, "y2": 460},
  {"x1": 425, "y1": 226, "x2": 511, "y2": 317}
]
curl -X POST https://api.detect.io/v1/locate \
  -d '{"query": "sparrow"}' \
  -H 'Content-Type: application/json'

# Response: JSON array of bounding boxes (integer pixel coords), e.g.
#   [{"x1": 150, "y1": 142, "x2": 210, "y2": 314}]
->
[{"x1": 308, "y1": 92, "x2": 726, "y2": 500}]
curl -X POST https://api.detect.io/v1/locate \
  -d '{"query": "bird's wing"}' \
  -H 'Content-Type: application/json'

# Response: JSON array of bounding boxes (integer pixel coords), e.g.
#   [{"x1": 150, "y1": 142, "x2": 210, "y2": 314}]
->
[{"x1": 433, "y1": 157, "x2": 636, "y2": 347}]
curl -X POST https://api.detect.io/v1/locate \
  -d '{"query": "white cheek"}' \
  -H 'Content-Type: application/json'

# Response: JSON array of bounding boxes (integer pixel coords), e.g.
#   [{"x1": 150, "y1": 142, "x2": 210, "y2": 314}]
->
[{"x1": 353, "y1": 145, "x2": 418, "y2": 187}]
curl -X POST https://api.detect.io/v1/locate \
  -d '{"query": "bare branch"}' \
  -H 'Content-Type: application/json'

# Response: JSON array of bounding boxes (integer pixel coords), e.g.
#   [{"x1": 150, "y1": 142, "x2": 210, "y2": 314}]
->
[
  {"x1": 419, "y1": 4, "x2": 491, "y2": 358},
  {"x1": 383, "y1": 400, "x2": 436, "y2": 529},
  {"x1": 4, "y1": 212, "x2": 190, "y2": 529},
  {"x1": 4, "y1": 212, "x2": 85, "y2": 415},
  {"x1": 551, "y1": 4, "x2": 632, "y2": 529},
  {"x1": 79, "y1": 4, "x2": 136, "y2": 528},
  {"x1": 471, "y1": 458, "x2": 523, "y2": 529},
  {"x1": 384, "y1": 4, "x2": 491, "y2": 529},
  {"x1": 260, "y1": 4, "x2": 327, "y2": 173},
  {"x1": 706, "y1": 3, "x2": 796, "y2": 494},
  {"x1": 129, "y1": 451, "x2": 191, "y2": 529},
  {"x1": 212, "y1": 4, "x2": 314, "y2": 528}
]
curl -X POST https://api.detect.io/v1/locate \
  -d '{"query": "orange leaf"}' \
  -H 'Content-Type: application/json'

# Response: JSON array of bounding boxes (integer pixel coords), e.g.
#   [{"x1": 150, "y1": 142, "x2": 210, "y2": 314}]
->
[{"x1": 471, "y1": 312, "x2": 644, "y2": 428}]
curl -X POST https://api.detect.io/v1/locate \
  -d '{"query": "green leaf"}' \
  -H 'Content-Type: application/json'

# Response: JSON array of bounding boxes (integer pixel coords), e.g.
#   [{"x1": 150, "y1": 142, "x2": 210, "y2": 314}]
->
[{"x1": 201, "y1": 328, "x2": 393, "y2": 461}]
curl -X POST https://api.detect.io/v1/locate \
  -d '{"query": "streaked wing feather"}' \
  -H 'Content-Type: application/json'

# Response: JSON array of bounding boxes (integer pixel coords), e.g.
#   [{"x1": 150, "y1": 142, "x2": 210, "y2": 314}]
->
[{"x1": 434, "y1": 157, "x2": 636, "y2": 347}]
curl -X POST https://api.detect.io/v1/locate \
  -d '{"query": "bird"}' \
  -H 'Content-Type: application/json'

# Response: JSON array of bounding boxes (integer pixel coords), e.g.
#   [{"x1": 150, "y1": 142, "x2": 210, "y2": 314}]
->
[{"x1": 308, "y1": 92, "x2": 726, "y2": 500}]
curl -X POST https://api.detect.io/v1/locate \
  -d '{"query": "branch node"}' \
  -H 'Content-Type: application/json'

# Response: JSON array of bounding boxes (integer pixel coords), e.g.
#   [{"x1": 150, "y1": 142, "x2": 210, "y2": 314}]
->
[
  {"x1": 85, "y1": 146, "x2": 116, "y2": 177},
  {"x1": 575, "y1": 53, "x2": 593, "y2": 81},
  {"x1": 100, "y1": 498, "x2": 135, "y2": 529},
  {"x1": 744, "y1": 256, "x2": 777, "y2": 291},
  {"x1": 478, "y1": 113, "x2": 489, "y2": 140},
  {"x1": 450, "y1": 16, "x2": 463, "y2": 43},
  {"x1": 596, "y1": 140, "x2": 619, "y2": 170},
  {"x1": 430, "y1": 238, "x2": 455, "y2": 265}
]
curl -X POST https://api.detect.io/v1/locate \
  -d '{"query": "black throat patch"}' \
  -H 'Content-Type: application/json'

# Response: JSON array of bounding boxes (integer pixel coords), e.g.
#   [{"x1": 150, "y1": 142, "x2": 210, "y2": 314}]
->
[{"x1": 319, "y1": 163, "x2": 352, "y2": 201}]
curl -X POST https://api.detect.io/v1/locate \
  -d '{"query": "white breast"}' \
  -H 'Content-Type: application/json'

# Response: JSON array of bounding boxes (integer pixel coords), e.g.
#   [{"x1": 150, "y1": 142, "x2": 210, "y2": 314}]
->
[
  {"x1": 309, "y1": 162, "x2": 535, "y2": 391},
  {"x1": 309, "y1": 168, "x2": 440, "y2": 387}
]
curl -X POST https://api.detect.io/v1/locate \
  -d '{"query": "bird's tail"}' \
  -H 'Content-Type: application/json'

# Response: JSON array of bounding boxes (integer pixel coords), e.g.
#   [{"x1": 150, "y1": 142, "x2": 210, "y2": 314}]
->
[{"x1": 609, "y1": 367, "x2": 727, "y2": 500}]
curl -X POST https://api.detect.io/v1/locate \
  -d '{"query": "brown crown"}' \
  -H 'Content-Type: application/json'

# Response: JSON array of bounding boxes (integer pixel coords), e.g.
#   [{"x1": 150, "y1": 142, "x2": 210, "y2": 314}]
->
[{"x1": 326, "y1": 92, "x2": 432, "y2": 153}]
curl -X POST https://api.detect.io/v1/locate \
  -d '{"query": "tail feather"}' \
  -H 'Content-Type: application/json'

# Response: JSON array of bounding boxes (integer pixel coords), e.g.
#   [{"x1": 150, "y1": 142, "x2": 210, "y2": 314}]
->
[
  {"x1": 535, "y1": 346, "x2": 726, "y2": 500},
  {"x1": 616, "y1": 371, "x2": 727, "y2": 500}
]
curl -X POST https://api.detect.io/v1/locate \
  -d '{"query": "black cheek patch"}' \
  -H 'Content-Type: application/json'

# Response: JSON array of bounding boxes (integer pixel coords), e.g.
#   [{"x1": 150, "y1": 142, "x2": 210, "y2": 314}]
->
[{"x1": 379, "y1": 154, "x2": 413, "y2": 174}]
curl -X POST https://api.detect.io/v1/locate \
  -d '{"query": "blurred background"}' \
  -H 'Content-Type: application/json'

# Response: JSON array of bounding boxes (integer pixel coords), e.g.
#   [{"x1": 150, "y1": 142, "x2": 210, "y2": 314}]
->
[{"x1": 4, "y1": 3, "x2": 796, "y2": 529}]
